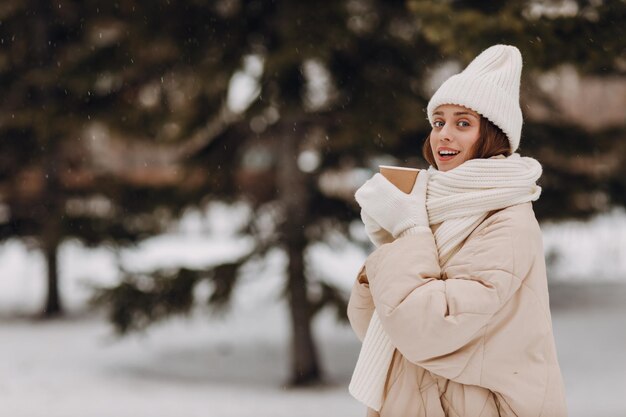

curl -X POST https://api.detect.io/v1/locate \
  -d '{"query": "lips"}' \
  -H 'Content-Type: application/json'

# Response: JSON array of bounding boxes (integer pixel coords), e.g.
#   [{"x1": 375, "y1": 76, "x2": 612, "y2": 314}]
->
[{"x1": 436, "y1": 147, "x2": 460, "y2": 162}]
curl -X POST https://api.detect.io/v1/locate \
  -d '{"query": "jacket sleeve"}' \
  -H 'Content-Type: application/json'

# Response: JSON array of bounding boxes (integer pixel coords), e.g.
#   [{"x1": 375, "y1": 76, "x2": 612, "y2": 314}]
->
[
  {"x1": 365, "y1": 217, "x2": 533, "y2": 380},
  {"x1": 347, "y1": 265, "x2": 375, "y2": 342}
]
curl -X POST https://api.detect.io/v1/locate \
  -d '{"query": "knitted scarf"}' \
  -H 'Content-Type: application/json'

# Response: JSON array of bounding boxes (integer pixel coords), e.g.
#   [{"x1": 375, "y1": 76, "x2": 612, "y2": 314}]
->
[{"x1": 349, "y1": 153, "x2": 542, "y2": 411}]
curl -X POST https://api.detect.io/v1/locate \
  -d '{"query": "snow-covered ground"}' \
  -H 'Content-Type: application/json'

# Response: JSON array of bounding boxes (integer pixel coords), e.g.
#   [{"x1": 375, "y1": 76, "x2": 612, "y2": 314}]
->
[
  {"x1": 542, "y1": 209, "x2": 626, "y2": 282},
  {"x1": 1, "y1": 204, "x2": 625, "y2": 416},
  {"x1": 1, "y1": 284, "x2": 625, "y2": 417},
  {"x1": 0, "y1": 303, "x2": 363, "y2": 417}
]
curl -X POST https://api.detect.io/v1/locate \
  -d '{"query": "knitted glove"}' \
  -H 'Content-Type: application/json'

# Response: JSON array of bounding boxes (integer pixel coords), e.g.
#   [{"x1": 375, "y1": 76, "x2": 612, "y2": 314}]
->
[
  {"x1": 355, "y1": 171, "x2": 430, "y2": 238},
  {"x1": 361, "y1": 209, "x2": 394, "y2": 247}
]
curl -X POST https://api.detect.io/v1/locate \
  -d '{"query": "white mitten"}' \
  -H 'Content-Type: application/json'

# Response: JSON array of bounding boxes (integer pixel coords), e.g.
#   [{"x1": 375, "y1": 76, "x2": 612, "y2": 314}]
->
[
  {"x1": 361, "y1": 209, "x2": 394, "y2": 247},
  {"x1": 354, "y1": 171, "x2": 430, "y2": 238}
]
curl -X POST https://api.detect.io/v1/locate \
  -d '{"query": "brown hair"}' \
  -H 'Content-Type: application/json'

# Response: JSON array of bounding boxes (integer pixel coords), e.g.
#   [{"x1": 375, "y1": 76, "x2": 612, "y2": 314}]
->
[{"x1": 422, "y1": 117, "x2": 511, "y2": 168}]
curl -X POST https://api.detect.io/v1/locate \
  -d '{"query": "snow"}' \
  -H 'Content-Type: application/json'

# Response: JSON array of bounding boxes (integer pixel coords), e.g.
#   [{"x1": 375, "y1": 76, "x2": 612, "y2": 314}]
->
[
  {"x1": 550, "y1": 283, "x2": 626, "y2": 416},
  {"x1": 0, "y1": 306, "x2": 363, "y2": 417},
  {"x1": 1, "y1": 204, "x2": 626, "y2": 416},
  {"x1": 1, "y1": 285, "x2": 625, "y2": 417},
  {"x1": 542, "y1": 208, "x2": 626, "y2": 282}
]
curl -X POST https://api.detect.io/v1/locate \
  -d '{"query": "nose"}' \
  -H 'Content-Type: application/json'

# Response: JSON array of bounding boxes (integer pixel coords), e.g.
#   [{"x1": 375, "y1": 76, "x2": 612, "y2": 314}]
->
[{"x1": 438, "y1": 124, "x2": 452, "y2": 142}]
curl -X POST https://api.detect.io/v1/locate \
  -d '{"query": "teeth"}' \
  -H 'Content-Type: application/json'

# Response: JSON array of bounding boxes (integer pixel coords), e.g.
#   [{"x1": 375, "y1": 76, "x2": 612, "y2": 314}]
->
[{"x1": 439, "y1": 150, "x2": 459, "y2": 155}]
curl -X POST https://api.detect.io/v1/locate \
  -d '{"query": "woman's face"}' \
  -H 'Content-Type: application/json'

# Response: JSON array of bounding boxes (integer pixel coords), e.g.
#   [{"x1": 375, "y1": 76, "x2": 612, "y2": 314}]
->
[{"x1": 429, "y1": 104, "x2": 481, "y2": 172}]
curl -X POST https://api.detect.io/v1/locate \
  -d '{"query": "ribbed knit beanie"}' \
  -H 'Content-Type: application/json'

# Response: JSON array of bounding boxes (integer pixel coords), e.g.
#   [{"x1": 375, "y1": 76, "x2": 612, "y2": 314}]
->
[{"x1": 427, "y1": 45, "x2": 523, "y2": 152}]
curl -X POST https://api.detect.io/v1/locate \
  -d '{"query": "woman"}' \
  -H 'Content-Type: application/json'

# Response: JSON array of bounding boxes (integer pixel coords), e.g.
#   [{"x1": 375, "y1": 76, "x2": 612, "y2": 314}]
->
[{"x1": 348, "y1": 45, "x2": 567, "y2": 416}]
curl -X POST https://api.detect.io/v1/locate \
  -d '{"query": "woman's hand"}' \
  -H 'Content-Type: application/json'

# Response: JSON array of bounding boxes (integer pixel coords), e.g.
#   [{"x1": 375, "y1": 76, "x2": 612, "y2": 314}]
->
[
  {"x1": 355, "y1": 170, "x2": 430, "y2": 238},
  {"x1": 361, "y1": 209, "x2": 394, "y2": 247}
]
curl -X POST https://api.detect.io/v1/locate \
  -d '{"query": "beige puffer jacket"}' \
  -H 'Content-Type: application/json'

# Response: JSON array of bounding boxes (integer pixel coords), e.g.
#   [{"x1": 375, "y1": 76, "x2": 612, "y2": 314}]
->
[{"x1": 348, "y1": 203, "x2": 567, "y2": 417}]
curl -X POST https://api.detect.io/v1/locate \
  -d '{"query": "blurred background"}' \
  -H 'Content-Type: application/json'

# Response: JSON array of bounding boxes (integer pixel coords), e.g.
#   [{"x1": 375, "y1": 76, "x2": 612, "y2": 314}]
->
[{"x1": 0, "y1": 0, "x2": 625, "y2": 416}]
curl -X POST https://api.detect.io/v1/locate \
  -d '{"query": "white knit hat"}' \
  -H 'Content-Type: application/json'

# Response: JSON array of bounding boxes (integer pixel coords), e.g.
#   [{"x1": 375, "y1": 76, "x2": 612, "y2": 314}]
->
[{"x1": 427, "y1": 45, "x2": 523, "y2": 152}]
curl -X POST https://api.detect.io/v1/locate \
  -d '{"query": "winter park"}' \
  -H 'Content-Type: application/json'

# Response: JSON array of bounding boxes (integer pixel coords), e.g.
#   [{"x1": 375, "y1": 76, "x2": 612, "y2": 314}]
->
[{"x1": 1, "y1": 2, "x2": 626, "y2": 417}]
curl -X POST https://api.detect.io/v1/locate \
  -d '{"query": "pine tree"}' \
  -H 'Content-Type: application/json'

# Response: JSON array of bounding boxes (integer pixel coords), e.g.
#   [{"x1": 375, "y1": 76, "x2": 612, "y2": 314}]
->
[
  {"x1": 0, "y1": 0, "x2": 242, "y2": 316},
  {"x1": 94, "y1": 0, "x2": 440, "y2": 386}
]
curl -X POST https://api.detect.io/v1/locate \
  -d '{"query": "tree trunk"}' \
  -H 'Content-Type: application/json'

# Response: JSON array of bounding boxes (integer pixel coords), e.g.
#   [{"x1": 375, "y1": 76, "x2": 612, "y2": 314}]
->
[
  {"x1": 41, "y1": 158, "x2": 63, "y2": 318},
  {"x1": 32, "y1": 1, "x2": 63, "y2": 318},
  {"x1": 42, "y1": 228, "x2": 62, "y2": 317},
  {"x1": 277, "y1": 122, "x2": 322, "y2": 386}
]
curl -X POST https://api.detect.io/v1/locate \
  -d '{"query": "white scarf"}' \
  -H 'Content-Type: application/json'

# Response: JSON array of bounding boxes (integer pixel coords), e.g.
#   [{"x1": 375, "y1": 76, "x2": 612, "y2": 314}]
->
[{"x1": 349, "y1": 154, "x2": 542, "y2": 411}]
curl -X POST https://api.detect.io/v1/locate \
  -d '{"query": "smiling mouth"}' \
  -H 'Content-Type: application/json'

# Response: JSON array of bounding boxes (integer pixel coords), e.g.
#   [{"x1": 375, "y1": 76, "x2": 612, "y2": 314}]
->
[{"x1": 437, "y1": 150, "x2": 460, "y2": 160}]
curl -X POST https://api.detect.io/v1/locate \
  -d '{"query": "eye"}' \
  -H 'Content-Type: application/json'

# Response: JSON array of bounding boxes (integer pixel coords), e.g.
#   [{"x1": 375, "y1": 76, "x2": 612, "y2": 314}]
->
[
  {"x1": 433, "y1": 120, "x2": 444, "y2": 128},
  {"x1": 457, "y1": 120, "x2": 471, "y2": 127}
]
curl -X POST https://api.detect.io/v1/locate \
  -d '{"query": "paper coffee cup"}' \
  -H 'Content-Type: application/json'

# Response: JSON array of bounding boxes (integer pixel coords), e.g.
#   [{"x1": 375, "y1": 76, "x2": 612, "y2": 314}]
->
[{"x1": 379, "y1": 165, "x2": 420, "y2": 194}]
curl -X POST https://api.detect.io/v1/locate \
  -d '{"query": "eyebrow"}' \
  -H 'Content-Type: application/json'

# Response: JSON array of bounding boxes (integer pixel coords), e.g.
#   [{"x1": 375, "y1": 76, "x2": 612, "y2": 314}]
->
[{"x1": 433, "y1": 111, "x2": 479, "y2": 119}]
